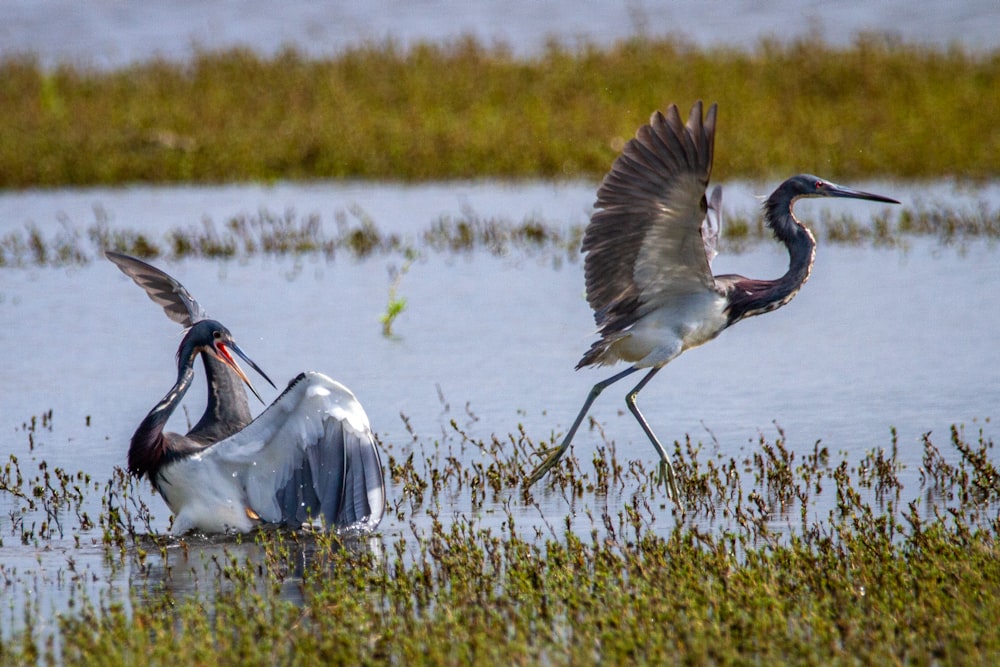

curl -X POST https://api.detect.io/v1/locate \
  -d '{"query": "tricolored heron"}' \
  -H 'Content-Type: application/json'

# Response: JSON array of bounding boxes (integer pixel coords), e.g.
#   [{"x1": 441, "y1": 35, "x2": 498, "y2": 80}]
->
[
  {"x1": 107, "y1": 252, "x2": 385, "y2": 534},
  {"x1": 525, "y1": 101, "x2": 899, "y2": 501}
]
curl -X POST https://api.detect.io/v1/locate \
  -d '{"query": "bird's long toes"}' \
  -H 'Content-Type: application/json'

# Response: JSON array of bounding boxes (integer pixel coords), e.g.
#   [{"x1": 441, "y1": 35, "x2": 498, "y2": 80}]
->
[
  {"x1": 525, "y1": 451, "x2": 561, "y2": 488},
  {"x1": 657, "y1": 460, "x2": 682, "y2": 506}
]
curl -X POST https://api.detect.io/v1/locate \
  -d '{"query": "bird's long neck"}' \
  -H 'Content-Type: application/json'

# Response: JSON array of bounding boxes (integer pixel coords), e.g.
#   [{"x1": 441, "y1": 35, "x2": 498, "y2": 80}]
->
[
  {"x1": 764, "y1": 192, "x2": 817, "y2": 297},
  {"x1": 186, "y1": 354, "x2": 252, "y2": 444},
  {"x1": 128, "y1": 358, "x2": 197, "y2": 480},
  {"x1": 724, "y1": 192, "x2": 816, "y2": 325}
]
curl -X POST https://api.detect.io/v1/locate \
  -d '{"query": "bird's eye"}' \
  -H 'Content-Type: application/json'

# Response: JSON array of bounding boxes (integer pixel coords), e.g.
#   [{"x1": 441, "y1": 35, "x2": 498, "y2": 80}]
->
[
  {"x1": 815, "y1": 180, "x2": 825, "y2": 189},
  {"x1": 213, "y1": 330, "x2": 222, "y2": 340}
]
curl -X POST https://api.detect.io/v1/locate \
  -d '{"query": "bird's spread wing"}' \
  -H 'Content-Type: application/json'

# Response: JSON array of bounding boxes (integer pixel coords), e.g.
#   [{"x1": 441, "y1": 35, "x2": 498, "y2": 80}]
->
[
  {"x1": 105, "y1": 251, "x2": 208, "y2": 327},
  {"x1": 205, "y1": 371, "x2": 385, "y2": 533},
  {"x1": 582, "y1": 102, "x2": 718, "y2": 333}
]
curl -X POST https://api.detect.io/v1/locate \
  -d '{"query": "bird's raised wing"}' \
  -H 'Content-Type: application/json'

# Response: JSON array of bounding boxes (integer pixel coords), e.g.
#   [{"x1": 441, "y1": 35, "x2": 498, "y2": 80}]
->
[
  {"x1": 205, "y1": 371, "x2": 385, "y2": 533},
  {"x1": 105, "y1": 251, "x2": 207, "y2": 327},
  {"x1": 582, "y1": 102, "x2": 718, "y2": 334}
]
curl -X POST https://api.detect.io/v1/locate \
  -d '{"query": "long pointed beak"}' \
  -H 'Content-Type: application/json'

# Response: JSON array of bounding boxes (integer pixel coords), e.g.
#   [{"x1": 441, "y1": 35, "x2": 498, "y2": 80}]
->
[
  {"x1": 827, "y1": 183, "x2": 900, "y2": 205},
  {"x1": 214, "y1": 342, "x2": 277, "y2": 405},
  {"x1": 229, "y1": 342, "x2": 276, "y2": 389}
]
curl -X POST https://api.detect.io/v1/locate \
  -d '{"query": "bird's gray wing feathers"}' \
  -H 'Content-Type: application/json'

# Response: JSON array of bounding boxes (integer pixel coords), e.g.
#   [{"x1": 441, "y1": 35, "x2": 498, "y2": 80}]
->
[
  {"x1": 105, "y1": 251, "x2": 208, "y2": 327},
  {"x1": 582, "y1": 102, "x2": 718, "y2": 332},
  {"x1": 304, "y1": 416, "x2": 384, "y2": 528},
  {"x1": 207, "y1": 371, "x2": 385, "y2": 533},
  {"x1": 703, "y1": 185, "x2": 723, "y2": 266}
]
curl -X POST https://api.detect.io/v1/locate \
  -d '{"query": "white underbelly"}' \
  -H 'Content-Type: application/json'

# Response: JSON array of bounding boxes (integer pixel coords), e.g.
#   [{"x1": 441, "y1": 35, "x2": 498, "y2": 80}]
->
[
  {"x1": 156, "y1": 457, "x2": 256, "y2": 534},
  {"x1": 617, "y1": 292, "x2": 729, "y2": 367}
]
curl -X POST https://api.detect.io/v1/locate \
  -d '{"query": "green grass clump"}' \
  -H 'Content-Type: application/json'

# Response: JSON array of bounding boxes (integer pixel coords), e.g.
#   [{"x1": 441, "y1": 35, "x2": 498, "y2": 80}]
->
[
  {"x1": 0, "y1": 35, "x2": 997, "y2": 187},
  {"x1": 380, "y1": 249, "x2": 415, "y2": 337}
]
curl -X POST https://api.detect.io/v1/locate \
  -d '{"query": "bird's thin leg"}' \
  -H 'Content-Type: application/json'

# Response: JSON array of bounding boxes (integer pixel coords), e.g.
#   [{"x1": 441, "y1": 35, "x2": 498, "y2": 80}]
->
[
  {"x1": 525, "y1": 366, "x2": 640, "y2": 488},
  {"x1": 624, "y1": 367, "x2": 681, "y2": 504}
]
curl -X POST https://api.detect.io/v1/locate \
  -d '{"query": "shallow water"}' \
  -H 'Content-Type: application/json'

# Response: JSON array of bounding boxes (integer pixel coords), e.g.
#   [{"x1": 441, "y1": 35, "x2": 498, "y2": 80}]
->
[
  {"x1": 3, "y1": 0, "x2": 997, "y2": 69},
  {"x1": 1, "y1": 179, "x2": 999, "y2": 638}
]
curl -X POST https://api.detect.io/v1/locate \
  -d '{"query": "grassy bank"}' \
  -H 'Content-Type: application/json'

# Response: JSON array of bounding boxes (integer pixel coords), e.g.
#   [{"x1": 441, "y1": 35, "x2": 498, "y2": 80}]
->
[{"x1": 1, "y1": 36, "x2": 998, "y2": 187}]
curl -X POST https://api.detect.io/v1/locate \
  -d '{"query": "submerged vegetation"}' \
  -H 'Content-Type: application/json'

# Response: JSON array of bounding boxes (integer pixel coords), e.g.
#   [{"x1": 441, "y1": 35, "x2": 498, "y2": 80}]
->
[
  {"x1": 1, "y1": 35, "x2": 998, "y2": 187},
  {"x1": 0, "y1": 200, "x2": 997, "y2": 268},
  {"x1": 2, "y1": 410, "x2": 1000, "y2": 663}
]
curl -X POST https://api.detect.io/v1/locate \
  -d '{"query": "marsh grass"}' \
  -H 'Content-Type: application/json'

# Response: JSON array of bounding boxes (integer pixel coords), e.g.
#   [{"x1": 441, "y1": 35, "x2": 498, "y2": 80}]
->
[
  {"x1": 3, "y1": 409, "x2": 1000, "y2": 664},
  {"x1": 1, "y1": 36, "x2": 997, "y2": 187}
]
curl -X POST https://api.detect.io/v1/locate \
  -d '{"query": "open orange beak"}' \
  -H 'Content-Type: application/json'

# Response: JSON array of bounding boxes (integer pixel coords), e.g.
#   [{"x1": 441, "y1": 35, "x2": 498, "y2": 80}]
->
[{"x1": 211, "y1": 341, "x2": 276, "y2": 405}]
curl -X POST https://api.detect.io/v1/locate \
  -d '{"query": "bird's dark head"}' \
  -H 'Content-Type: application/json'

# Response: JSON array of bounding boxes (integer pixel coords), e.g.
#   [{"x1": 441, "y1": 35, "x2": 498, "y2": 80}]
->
[
  {"x1": 178, "y1": 320, "x2": 276, "y2": 404},
  {"x1": 783, "y1": 174, "x2": 900, "y2": 205}
]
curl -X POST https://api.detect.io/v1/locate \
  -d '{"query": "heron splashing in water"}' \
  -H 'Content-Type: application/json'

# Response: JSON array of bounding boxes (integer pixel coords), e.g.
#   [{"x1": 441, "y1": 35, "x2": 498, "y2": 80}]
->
[{"x1": 107, "y1": 252, "x2": 385, "y2": 534}]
